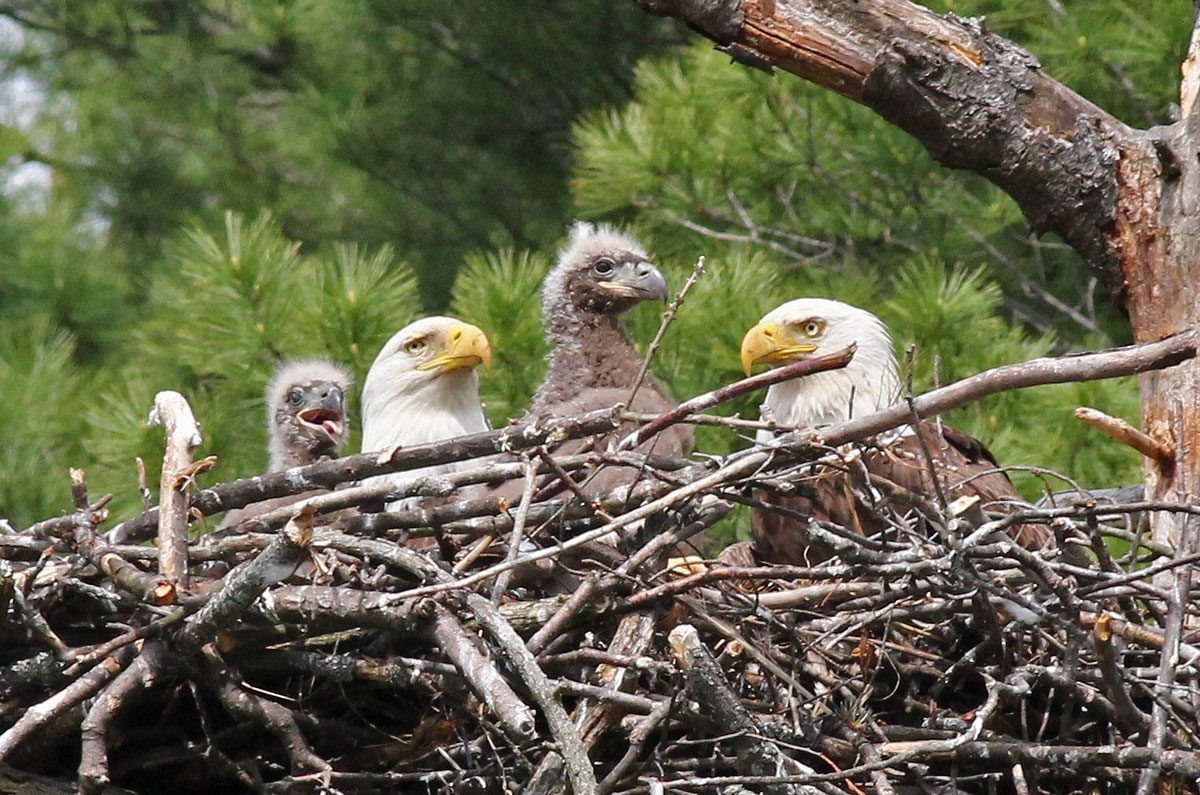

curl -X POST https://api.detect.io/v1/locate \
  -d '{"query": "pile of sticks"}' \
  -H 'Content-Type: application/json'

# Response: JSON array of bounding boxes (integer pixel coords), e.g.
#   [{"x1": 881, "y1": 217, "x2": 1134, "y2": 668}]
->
[{"x1": 2, "y1": 332, "x2": 1200, "y2": 795}]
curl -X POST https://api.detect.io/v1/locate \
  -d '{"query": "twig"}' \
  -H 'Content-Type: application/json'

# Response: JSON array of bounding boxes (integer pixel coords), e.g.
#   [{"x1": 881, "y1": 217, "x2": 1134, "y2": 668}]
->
[
  {"x1": 108, "y1": 407, "x2": 625, "y2": 544},
  {"x1": 821, "y1": 328, "x2": 1198, "y2": 448},
  {"x1": 78, "y1": 640, "x2": 170, "y2": 793},
  {"x1": 135, "y1": 456, "x2": 152, "y2": 510},
  {"x1": 536, "y1": 449, "x2": 614, "y2": 521},
  {"x1": 201, "y1": 645, "x2": 329, "y2": 775},
  {"x1": 387, "y1": 452, "x2": 766, "y2": 599},
  {"x1": 1136, "y1": 515, "x2": 1199, "y2": 794},
  {"x1": 0, "y1": 646, "x2": 136, "y2": 763},
  {"x1": 626, "y1": 255, "x2": 705, "y2": 406},
  {"x1": 467, "y1": 594, "x2": 598, "y2": 795},
  {"x1": 526, "y1": 574, "x2": 612, "y2": 655},
  {"x1": 175, "y1": 510, "x2": 313, "y2": 656},
  {"x1": 1091, "y1": 612, "x2": 1149, "y2": 737},
  {"x1": 1182, "y1": 5, "x2": 1200, "y2": 117},
  {"x1": 668, "y1": 623, "x2": 821, "y2": 795},
  {"x1": 618, "y1": 345, "x2": 857, "y2": 450},
  {"x1": 597, "y1": 697, "x2": 673, "y2": 794},
  {"x1": 11, "y1": 587, "x2": 69, "y2": 656},
  {"x1": 428, "y1": 602, "x2": 537, "y2": 741},
  {"x1": 491, "y1": 456, "x2": 539, "y2": 602}
]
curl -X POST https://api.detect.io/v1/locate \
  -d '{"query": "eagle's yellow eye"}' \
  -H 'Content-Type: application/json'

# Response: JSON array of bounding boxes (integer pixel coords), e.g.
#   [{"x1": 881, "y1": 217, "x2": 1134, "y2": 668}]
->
[
  {"x1": 801, "y1": 319, "x2": 824, "y2": 337},
  {"x1": 404, "y1": 338, "x2": 427, "y2": 355}
]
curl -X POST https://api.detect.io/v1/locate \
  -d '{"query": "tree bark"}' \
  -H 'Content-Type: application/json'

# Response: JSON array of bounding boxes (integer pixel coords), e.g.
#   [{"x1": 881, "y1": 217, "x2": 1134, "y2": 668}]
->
[{"x1": 633, "y1": 0, "x2": 1200, "y2": 546}]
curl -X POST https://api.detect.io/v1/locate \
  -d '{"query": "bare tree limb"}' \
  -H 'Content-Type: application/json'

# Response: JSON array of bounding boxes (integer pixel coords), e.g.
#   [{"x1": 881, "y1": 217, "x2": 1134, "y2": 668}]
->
[
  {"x1": 618, "y1": 345, "x2": 856, "y2": 450},
  {"x1": 428, "y1": 602, "x2": 537, "y2": 742}
]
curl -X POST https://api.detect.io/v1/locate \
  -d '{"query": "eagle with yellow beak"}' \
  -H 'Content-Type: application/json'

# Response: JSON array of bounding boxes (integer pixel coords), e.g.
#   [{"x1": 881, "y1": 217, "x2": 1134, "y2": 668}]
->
[
  {"x1": 740, "y1": 298, "x2": 1050, "y2": 565},
  {"x1": 360, "y1": 316, "x2": 492, "y2": 507}
]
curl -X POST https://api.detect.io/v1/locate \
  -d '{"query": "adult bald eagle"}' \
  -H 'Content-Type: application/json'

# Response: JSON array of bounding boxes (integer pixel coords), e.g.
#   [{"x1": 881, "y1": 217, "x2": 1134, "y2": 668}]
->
[
  {"x1": 740, "y1": 298, "x2": 1049, "y2": 565},
  {"x1": 218, "y1": 359, "x2": 350, "y2": 529},
  {"x1": 360, "y1": 316, "x2": 492, "y2": 506},
  {"x1": 529, "y1": 222, "x2": 692, "y2": 494}
]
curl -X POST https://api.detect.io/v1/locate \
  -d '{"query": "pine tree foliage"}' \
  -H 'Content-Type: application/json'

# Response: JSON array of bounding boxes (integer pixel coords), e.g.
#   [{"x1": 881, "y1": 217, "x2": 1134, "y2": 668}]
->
[
  {"x1": 0, "y1": 1, "x2": 1179, "y2": 528},
  {"x1": 449, "y1": 249, "x2": 551, "y2": 425},
  {"x1": 71, "y1": 212, "x2": 422, "y2": 525},
  {"x1": 3, "y1": 0, "x2": 677, "y2": 305},
  {"x1": 0, "y1": 316, "x2": 83, "y2": 523}
]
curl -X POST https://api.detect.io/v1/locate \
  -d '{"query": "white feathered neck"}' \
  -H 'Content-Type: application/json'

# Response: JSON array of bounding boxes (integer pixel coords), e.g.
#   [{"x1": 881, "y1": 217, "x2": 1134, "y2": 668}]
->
[
  {"x1": 361, "y1": 367, "x2": 488, "y2": 453},
  {"x1": 760, "y1": 299, "x2": 901, "y2": 430}
]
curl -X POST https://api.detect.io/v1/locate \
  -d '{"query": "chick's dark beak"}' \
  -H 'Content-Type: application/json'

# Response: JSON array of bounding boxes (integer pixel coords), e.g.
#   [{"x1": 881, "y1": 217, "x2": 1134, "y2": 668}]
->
[
  {"x1": 296, "y1": 386, "x2": 346, "y2": 442},
  {"x1": 602, "y1": 260, "x2": 669, "y2": 302},
  {"x1": 320, "y1": 389, "x2": 343, "y2": 414}
]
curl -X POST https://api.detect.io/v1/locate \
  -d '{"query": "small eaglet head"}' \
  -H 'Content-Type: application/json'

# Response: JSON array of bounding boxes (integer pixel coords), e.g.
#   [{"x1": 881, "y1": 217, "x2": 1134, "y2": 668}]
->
[
  {"x1": 364, "y1": 316, "x2": 492, "y2": 398},
  {"x1": 740, "y1": 298, "x2": 893, "y2": 376},
  {"x1": 268, "y1": 359, "x2": 351, "y2": 453},
  {"x1": 543, "y1": 221, "x2": 669, "y2": 317}
]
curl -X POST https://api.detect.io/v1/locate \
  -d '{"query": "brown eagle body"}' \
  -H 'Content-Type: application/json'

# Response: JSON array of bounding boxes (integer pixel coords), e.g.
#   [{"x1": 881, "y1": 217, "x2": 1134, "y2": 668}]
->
[
  {"x1": 741, "y1": 298, "x2": 1049, "y2": 566},
  {"x1": 526, "y1": 222, "x2": 692, "y2": 496},
  {"x1": 751, "y1": 420, "x2": 1050, "y2": 565}
]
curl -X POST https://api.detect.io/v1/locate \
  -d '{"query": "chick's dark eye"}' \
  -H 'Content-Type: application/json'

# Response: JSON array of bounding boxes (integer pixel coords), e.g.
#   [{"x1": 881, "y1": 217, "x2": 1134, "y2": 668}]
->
[
  {"x1": 592, "y1": 258, "x2": 614, "y2": 276},
  {"x1": 287, "y1": 389, "x2": 303, "y2": 406}
]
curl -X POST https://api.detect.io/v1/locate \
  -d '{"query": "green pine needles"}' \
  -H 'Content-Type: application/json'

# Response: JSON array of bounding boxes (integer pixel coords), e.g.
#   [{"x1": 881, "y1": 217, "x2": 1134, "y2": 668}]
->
[{"x1": 0, "y1": 1, "x2": 1175, "y2": 529}]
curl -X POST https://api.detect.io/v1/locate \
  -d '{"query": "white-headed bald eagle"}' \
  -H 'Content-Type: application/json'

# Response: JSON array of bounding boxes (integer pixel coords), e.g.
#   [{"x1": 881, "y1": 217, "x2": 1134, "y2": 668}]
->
[
  {"x1": 740, "y1": 298, "x2": 1050, "y2": 565},
  {"x1": 360, "y1": 316, "x2": 492, "y2": 507}
]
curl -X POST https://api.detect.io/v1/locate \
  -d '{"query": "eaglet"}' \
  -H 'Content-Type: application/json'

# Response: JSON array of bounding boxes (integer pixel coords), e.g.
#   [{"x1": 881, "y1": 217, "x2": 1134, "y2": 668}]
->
[
  {"x1": 218, "y1": 358, "x2": 350, "y2": 529},
  {"x1": 526, "y1": 222, "x2": 692, "y2": 497}
]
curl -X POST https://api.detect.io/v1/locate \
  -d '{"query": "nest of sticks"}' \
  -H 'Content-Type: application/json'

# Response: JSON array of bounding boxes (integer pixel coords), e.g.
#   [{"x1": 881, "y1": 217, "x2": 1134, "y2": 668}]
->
[{"x1": 3, "y1": 338, "x2": 1200, "y2": 795}]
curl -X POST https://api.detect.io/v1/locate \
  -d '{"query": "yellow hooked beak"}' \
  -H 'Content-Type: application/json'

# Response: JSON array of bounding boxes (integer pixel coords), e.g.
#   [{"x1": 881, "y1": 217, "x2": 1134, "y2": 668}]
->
[
  {"x1": 417, "y1": 322, "x2": 493, "y2": 373},
  {"x1": 739, "y1": 322, "x2": 817, "y2": 376}
]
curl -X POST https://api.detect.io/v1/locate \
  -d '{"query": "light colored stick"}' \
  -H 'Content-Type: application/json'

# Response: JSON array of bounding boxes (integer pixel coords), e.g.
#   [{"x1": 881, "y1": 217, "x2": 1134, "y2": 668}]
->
[
  {"x1": 490, "y1": 456, "x2": 538, "y2": 602},
  {"x1": 1182, "y1": 6, "x2": 1200, "y2": 117},
  {"x1": 1074, "y1": 406, "x2": 1174, "y2": 466},
  {"x1": 148, "y1": 391, "x2": 202, "y2": 591},
  {"x1": 468, "y1": 594, "x2": 598, "y2": 795}
]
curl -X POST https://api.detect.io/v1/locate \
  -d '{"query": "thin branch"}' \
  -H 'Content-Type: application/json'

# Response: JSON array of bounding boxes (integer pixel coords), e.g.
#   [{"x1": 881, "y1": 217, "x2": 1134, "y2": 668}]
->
[
  {"x1": 491, "y1": 456, "x2": 541, "y2": 602},
  {"x1": 618, "y1": 344, "x2": 857, "y2": 450},
  {"x1": 821, "y1": 330, "x2": 1198, "y2": 448},
  {"x1": 467, "y1": 594, "x2": 598, "y2": 795},
  {"x1": 627, "y1": 255, "x2": 706, "y2": 406}
]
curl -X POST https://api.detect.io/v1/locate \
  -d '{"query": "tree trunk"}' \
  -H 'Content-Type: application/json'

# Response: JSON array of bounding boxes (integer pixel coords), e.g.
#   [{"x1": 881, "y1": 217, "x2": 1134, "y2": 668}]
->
[{"x1": 633, "y1": 0, "x2": 1200, "y2": 546}]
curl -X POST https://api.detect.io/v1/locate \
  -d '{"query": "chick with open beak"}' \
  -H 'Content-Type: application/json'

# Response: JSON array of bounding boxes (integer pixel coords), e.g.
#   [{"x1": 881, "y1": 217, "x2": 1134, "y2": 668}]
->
[{"x1": 266, "y1": 359, "x2": 352, "y2": 471}]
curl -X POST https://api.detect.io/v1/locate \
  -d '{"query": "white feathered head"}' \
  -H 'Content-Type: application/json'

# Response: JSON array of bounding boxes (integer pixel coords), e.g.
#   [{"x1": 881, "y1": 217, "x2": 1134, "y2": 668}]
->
[
  {"x1": 361, "y1": 316, "x2": 492, "y2": 453},
  {"x1": 741, "y1": 298, "x2": 900, "y2": 426}
]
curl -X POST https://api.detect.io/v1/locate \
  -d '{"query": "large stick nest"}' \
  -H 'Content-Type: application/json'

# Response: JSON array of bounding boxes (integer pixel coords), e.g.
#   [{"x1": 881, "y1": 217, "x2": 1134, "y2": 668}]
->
[{"x1": 1, "y1": 395, "x2": 1198, "y2": 795}]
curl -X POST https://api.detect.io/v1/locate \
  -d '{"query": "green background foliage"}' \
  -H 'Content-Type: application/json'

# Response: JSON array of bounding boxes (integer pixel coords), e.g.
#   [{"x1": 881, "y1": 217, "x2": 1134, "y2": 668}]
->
[{"x1": 0, "y1": 1, "x2": 1184, "y2": 530}]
